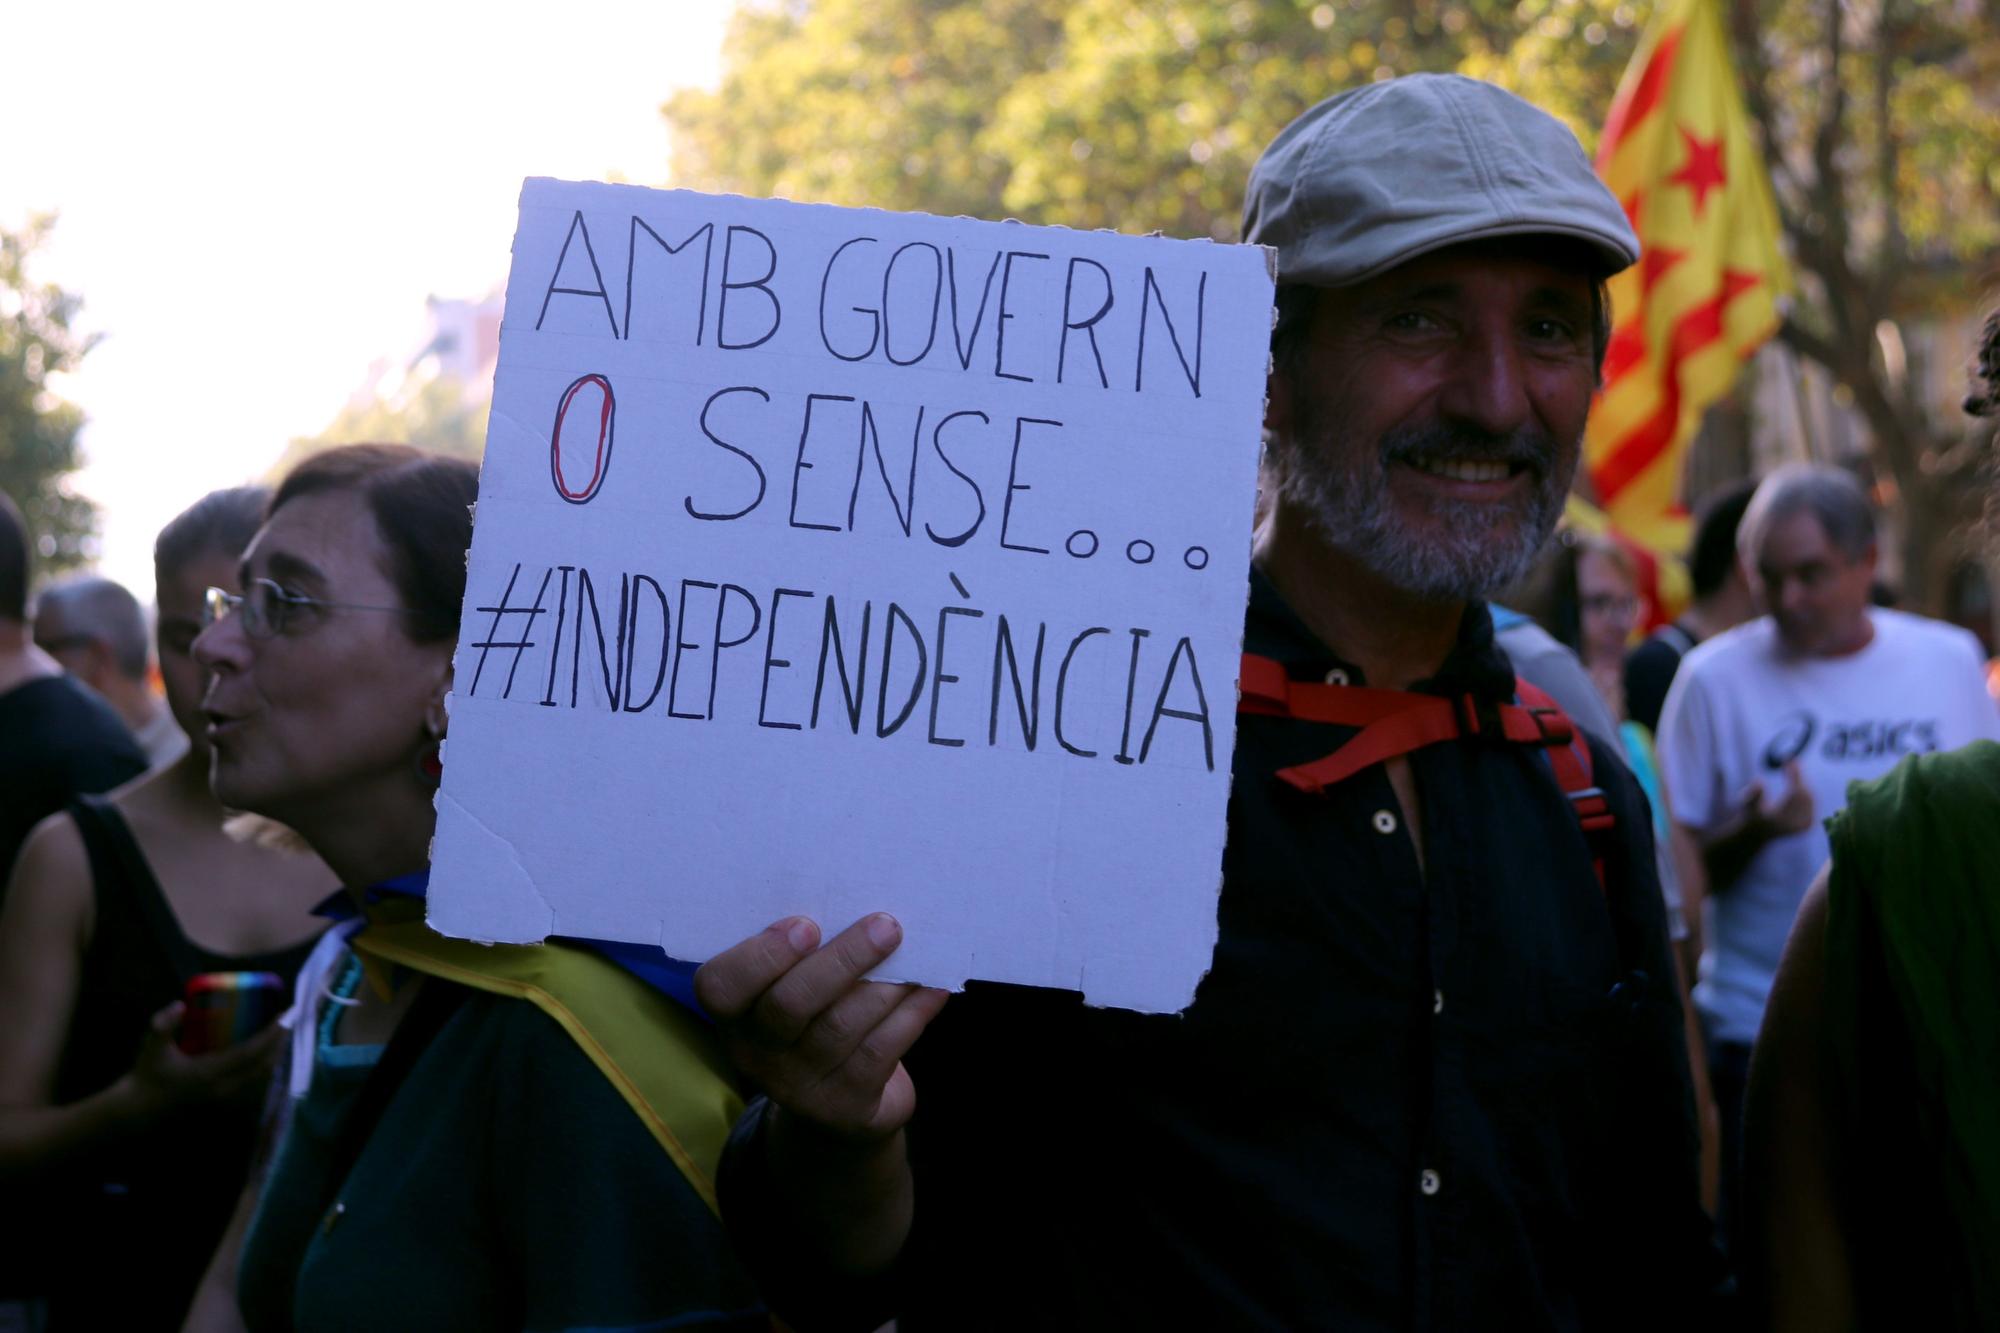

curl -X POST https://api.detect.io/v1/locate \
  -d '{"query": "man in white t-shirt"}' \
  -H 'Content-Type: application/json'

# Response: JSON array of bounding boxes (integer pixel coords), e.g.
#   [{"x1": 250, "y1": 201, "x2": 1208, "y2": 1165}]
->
[{"x1": 1657, "y1": 461, "x2": 2000, "y2": 1245}]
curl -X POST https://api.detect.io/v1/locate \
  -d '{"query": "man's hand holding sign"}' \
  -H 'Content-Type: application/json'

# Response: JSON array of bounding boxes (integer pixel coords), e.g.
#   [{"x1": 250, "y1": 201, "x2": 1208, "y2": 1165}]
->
[{"x1": 696, "y1": 912, "x2": 943, "y2": 1276}]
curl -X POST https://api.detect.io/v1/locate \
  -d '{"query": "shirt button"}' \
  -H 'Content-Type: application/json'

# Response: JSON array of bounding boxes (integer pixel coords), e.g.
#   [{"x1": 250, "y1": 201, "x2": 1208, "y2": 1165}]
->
[
  {"x1": 1420, "y1": 1168, "x2": 1441, "y2": 1197},
  {"x1": 1433, "y1": 988, "x2": 1444, "y2": 1015},
  {"x1": 1371, "y1": 809, "x2": 1398, "y2": 835},
  {"x1": 1322, "y1": 667, "x2": 1350, "y2": 686}
]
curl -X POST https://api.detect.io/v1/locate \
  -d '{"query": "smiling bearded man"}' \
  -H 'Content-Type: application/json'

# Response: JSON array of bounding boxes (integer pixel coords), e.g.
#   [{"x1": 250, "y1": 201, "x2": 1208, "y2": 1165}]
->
[
  {"x1": 695, "y1": 74, "x2": 1721, "y2": 1333},
  {"x1": 1261, "y1": 230, "x2": 1604, "y2": 605}
]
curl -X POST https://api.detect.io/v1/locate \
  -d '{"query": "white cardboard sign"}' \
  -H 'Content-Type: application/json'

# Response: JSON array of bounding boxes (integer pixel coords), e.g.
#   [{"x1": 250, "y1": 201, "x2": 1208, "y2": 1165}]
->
[{"x1": 428, "y1": 178, "x2": 1273, "y2": 1012}]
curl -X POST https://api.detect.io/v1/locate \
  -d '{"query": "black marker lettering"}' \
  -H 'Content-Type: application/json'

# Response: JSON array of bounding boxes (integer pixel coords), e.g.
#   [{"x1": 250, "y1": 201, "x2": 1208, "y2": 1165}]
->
[
  {"x1": 706, "y1": 583, "x2": 763, "y2": 720},
  {"x1": 688, "y1": 384, "x2": 772, "y2": 520},
  {"x1": 1139, "y1": 636, "x2": 1214, "y2": 770},
  {"x1": 622, "y1": 574, "x2": 670, "y2": 713},
  {"x1": 1058, "y1": 257, "x2": 1114, "y2": 387},
  {"x1": 502, "y1": 567, "x2": 556, "y2": 701},
  {"x1": 758, "y1": 588, "x2": 814, "y2": 730},
  {"x1": 571, "y1": 568, "x2": 625, "y2": 710},
  {"x1": 687, "y1": 386, "x2": 770, "y2": 522},
  {"x1": 927, "y1": 604, "x2": 984, "y2": 747},
  {"x1": 1136, "y1": 266, "x2": 1205, "y2": 396},
  {"x1": 946, "y1": 249, "x2": 1002, "y2": 370},
  {"x1": 848, "y1": 401, "x2": 922, "y2": 537},
  {"x1": 818, "y1": 236, "x2": 881, "y2": 362},
  {"x1": 883, "y1": 241, "x2": 943, "y2": 366},
  {"x1": 623, "y1": 218, "x2": 712, "y2": 345},
  {"x1": 536, "y1": 211, "x2": 619, "y2": 336},
  {"x1": 788, "y1": 394, "x2": 852, "y2": 532},
  {"x1": 1054, "y1": 626, "x2": 1109, "y2": 757},
  {"x1": 718, "y1": 225, "x2": 781, "y2": 350},
  {"x1": 667, "y1": 579, "x2": 718, "y2": 720},
  {"x1": 876, "y1": 602, "x2": 928, "y2": 739},
  {"x1": 924, "y1": 409, "x2": 989, "y2": 548},
  {"x1": 988, "y1": 614, "x2": 1046, "y2": 750},
  {"x1": 994, "y1": 250, "x2": 1050, "y2": 382},
  {"x1": 540, "y1": 566, "x2": 574, "y2": 706},
  {"x1": 469, "y1": 562, "x2": 548, "y2": 700},
  {"x1": 1001, "y1": 416, "x2": 1059, "y2": 554},
  {"x1": 1114, "y1": 627, "x2": 1151, "y2": 764},
  {"x1": 811, "y1": 596, "x2": 871, "y2": 734}
]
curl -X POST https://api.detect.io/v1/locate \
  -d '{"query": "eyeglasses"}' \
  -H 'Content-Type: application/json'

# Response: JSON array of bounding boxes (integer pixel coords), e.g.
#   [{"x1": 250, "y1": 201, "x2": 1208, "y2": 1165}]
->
[
  {"x1": 203, "y1": 579, "x2": 421, "y2": 640},
  {"x1": 1580, "y1": 593, "x2": 1640, "y2": 619}
]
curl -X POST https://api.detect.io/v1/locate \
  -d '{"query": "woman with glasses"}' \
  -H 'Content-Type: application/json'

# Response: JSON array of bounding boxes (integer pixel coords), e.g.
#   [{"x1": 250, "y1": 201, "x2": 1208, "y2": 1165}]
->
[
  {"x1": 0, "y1": 487, "x2": 335, "y2": 1331},
  {"x1": 1540, "y1": 530, "x2": 1643, "y2": 724},
  {"x1": 181, "y1": 444, "x2": 757, "y2": 1332}
]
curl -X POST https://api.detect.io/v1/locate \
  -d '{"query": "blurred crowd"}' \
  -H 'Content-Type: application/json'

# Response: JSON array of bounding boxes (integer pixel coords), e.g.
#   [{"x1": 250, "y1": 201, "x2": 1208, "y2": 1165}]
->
[{"x1": 3, "y1": 71, "x2": 1998, "y2": 1333}]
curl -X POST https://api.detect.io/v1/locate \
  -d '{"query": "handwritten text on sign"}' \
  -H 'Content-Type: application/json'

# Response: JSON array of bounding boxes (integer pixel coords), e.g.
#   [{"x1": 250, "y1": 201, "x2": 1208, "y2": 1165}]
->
[{"x1": 428, "y1": 179, "x2": 1273, "y2": 1012}]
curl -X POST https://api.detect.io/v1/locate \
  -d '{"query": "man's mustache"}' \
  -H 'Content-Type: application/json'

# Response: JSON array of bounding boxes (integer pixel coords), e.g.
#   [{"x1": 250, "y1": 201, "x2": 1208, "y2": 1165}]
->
[{"x1": 1380, "y1": 423, "x2": 1555, "y2": 477}]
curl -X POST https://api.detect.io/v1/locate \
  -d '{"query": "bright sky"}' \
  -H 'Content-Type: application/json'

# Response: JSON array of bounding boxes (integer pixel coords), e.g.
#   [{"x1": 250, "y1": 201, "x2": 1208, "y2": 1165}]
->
[{"x1": 1, "y1": 1, "x2": 734, "y2": 604}]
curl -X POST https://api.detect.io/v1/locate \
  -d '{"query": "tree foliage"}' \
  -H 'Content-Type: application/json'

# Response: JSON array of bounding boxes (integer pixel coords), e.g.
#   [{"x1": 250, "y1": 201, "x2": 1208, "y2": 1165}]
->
[
  {"x1": 666, "y1": 0, "x2": 1068, "y2": 222},
  {"x1": 665, "y1": 0, "x2": 1644, "y2": 237},
  {"x1": 0, "y1": 214, "x2": 99, "y2": 575},
  {"x1": 1731, "y1": 0, "x2": 2000, "y2": 607},
  {"x1": 666, "y1": 0, "x2": 2000, "y2": 609}
]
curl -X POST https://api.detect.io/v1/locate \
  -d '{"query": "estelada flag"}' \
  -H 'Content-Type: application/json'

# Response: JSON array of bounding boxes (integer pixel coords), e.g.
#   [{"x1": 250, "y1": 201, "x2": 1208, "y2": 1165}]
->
[{"x1": 1585, "y1": 0, "x2": 1791, "y2": 554}]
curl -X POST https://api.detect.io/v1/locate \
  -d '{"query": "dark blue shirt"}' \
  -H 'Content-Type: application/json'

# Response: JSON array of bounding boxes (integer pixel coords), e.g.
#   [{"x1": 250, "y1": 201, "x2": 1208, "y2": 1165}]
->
[
  {"x1": 0, "y1": 674, "x2": 147, "y2": 884},
  {"x1": 724, "y1": 575, "x2": 1715, "y2": 1331}
]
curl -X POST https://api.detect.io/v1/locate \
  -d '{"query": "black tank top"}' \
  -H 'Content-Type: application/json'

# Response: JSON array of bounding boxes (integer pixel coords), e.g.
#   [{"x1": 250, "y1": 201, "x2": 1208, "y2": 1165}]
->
[{"x1": 30, "y1": 797, "x2": 322, "y2": 1330}]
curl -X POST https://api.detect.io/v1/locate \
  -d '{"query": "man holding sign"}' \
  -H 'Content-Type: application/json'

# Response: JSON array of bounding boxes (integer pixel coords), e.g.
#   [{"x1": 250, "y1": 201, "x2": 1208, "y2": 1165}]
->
[{"x1": 698, "y1": 76, "x2": 1715, "y2": 1329}]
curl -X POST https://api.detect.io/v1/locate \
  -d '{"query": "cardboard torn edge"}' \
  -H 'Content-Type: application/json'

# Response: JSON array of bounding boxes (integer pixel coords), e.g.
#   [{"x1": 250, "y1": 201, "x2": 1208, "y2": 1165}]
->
[{"x1": 426, "y1": 789, "x2": 558, "y2": 946}]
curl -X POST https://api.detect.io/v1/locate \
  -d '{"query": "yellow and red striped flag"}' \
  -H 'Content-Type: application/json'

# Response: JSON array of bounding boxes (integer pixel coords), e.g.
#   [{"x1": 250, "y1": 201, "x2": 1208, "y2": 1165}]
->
[{"x1": 1585, "y1": 0, "x2": 1791, "y2": 555}]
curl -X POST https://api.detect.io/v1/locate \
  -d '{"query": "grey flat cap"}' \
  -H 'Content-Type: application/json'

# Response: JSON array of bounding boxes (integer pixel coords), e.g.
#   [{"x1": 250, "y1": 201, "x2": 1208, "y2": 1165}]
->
[{"x1": 1243, "y1": 74, "x2": 1639, "y2": 287}]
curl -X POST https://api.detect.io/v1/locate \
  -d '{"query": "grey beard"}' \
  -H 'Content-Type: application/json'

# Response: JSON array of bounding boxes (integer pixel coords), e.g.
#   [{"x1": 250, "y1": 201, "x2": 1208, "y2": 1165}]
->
[{"x1": 1268, "y1": 429, "x2": 1567, "y2": 602}]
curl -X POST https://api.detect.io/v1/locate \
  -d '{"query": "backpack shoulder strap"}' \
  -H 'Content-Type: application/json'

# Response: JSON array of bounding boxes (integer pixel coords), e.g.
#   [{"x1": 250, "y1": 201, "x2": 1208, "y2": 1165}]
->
[
  {"x1": 1512, "y1": 677, "x2": 1616, "y2": 893},
  {"x1": 1237, "y1": 654, "x2": 1620, "y2": 895}
]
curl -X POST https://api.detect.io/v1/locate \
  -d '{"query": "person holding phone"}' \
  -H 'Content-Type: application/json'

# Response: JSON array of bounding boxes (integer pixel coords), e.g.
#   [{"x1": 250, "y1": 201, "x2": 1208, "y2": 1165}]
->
[
  {"x1": 180, "y1": 445, "x2": 756, "y2": 1333},
  {"x1": 0, "y1": 487, "x2": 335, "y2": 1330}
]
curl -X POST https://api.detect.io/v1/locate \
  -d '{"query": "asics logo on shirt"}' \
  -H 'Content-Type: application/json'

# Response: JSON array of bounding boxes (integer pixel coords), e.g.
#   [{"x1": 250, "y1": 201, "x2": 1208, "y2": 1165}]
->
[{"x1": 1761, "y1": 711, "x2": 1943, "y2": 769}]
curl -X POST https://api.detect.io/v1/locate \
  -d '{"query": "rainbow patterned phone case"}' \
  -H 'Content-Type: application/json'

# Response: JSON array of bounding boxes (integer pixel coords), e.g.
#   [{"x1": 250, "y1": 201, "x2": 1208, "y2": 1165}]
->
[{"x1": 179, "y1": 972, "x2": 287, "y2": 1054}]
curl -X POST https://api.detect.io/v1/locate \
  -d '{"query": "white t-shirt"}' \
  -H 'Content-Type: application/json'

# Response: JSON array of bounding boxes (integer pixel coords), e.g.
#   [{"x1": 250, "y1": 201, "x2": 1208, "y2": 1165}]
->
[{"x1": 1658, "y1": 608, "x2": 2000, "y2": 1045}]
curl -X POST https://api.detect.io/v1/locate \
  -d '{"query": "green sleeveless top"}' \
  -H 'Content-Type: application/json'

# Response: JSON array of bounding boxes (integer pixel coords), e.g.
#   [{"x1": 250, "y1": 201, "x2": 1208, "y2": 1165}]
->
[{"x1": 1825, "y1": 740, "x2": 2000, "y2": 1327}]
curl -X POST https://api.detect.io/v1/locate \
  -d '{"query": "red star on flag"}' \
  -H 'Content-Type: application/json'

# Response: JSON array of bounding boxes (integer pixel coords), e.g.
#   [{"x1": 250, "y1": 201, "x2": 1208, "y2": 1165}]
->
[{"x1": 1668, "y1": 126, "x2": 1727, "y2": 217}]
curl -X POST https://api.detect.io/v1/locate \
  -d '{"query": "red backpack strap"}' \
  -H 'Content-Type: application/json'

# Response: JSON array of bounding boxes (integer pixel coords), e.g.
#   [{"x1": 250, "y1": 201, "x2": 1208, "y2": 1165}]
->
[
  {"x1": 1240, "y1": 653, "x2": 1467, "y2": 795},
  {"x1": 1238, "y1": 655, "x2": 1619, "y2": 896},
  {"x1": 1511, "y1": 678, "x2": 1615, "y2": 893}
]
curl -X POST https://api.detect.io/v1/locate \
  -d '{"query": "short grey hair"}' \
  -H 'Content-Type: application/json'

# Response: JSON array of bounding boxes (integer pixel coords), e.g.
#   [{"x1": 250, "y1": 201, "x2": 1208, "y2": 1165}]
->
[
  {"x1": 37, "y1": 575, "x2": 150, "y2": 680},
  {"x1": 1738, "y1": 463, "x2": 1876, "y2": 567}
]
